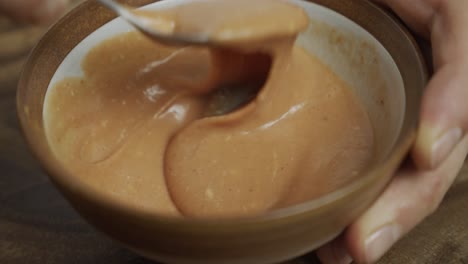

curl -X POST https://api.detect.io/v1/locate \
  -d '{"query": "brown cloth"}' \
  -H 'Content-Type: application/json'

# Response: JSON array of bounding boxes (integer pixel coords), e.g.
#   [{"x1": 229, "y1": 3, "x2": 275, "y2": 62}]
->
[{"x1": 0, "y1": 12, "x2": 467, "y2": 264}]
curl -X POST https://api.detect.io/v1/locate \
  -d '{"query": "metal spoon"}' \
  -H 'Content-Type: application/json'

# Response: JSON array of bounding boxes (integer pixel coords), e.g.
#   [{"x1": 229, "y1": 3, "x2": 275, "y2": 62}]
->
[{"x1": 97, "y1": 0, "x2": 210, "y2": 46}]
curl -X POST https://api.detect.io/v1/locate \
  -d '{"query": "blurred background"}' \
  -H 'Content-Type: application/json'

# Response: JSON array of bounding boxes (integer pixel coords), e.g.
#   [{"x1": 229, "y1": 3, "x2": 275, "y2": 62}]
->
[{"x1": 0, "y1": 1, "x2": 467, "y2": 263}]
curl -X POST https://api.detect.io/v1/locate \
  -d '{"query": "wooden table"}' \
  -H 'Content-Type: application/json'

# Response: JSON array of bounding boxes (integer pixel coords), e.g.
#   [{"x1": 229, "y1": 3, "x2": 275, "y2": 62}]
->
[{"x1": 1, "y1": 13, "x2": 467, "y2": 264}]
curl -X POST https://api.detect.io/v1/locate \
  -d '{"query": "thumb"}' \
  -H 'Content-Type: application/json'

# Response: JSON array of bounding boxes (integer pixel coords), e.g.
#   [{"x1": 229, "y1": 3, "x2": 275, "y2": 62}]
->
[
  {"x1": 412, "y1": 1, "x2": 468, "y2": 170},
  {"x1": 412, "y1": 64, "x2": 468, "y2": 169},
  {"x1": 0, "y1": 0, "x2": 69, "y2": 25}
]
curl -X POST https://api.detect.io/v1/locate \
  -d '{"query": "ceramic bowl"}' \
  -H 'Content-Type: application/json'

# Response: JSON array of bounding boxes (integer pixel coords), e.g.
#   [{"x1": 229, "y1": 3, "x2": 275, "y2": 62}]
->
[{"x1": 17, "y1": 0, "x2": 427, "y2": 263}]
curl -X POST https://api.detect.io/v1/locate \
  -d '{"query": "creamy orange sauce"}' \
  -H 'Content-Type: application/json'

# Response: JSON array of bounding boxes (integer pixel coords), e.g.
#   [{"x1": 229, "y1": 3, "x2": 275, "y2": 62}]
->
[{"x1": 44, "y1": 0, "x2": 374, "y2": 218}]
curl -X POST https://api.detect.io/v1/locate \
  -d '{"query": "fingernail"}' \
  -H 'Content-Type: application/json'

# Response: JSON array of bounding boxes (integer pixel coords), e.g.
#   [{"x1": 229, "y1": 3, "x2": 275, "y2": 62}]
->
[
  {"x1": 431, "y1": 127, "x2": 463, "y2": 168},
  {"x1": 33, "y1": 0, "x2": 69, "y2": 24},
  {"x1": 365, "y1": 224, "x2": 401, "y2": 263}
]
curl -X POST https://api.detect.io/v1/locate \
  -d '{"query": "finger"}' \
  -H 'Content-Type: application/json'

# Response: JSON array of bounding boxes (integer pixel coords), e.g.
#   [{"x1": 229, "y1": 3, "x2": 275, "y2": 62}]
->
[
  {"x1": 372, "y1": 0, "x2": 435, "y2": 37},
  {"x1": 316, "y1": 235, "x2": 352, "y2": 264},
  {"x1": 342, "y1": 135, "x2": 468, "y2": 263},
  {"x1": 0, "y1": 0, "x2": 69, "y2": 25},
  {"x1": 412, "y1": 0, "x2": 468, "y2": 169}
]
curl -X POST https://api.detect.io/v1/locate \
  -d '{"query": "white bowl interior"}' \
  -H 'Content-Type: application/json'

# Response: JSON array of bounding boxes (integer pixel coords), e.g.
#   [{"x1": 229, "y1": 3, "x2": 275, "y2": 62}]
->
[{"x1": 45, "y1": 0, "x2": 405, "y2": 163}]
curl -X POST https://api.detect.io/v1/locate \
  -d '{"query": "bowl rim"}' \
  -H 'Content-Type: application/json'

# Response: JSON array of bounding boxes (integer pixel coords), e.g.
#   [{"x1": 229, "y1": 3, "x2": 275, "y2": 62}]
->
[{"x1": 17, "y1": 0, "x2": 428, "y2": 227}]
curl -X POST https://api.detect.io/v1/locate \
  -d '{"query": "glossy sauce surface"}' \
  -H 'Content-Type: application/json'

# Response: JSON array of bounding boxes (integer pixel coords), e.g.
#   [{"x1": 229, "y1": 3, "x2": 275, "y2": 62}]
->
[{"x1": 45, "y1": 0, "x2": 374, "y2": 218}]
